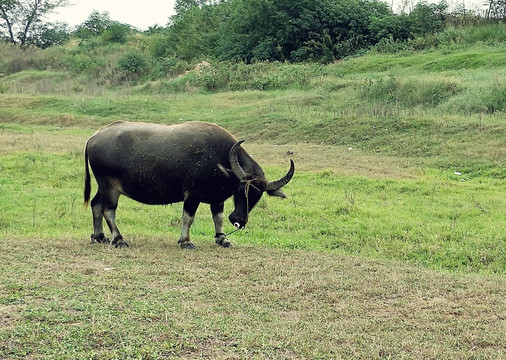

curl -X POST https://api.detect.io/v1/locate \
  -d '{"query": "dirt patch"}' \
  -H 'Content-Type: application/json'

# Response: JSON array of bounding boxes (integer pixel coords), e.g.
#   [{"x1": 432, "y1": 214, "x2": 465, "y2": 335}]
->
[{"x1": 0, "y1": 304, "x2": 24, "y2": 329}]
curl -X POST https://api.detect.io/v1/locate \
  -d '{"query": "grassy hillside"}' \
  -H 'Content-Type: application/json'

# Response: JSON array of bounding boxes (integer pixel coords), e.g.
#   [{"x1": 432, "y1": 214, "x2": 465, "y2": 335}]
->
[
  {"x1": 0, "y1": 24, "x2": 505, "y2": 270},
  {"x1": 0, "y1": 26, "x2": 505, "y2": 359},
  {"x1": 1, "y1": 39, "x2": 505, "y2": 274},
  {"x1": 1, "y1": 44, "x2": 505, "y2": 174}
]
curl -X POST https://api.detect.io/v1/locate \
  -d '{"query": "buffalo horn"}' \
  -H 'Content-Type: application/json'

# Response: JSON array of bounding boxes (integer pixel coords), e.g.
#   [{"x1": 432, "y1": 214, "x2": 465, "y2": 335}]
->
[
  {"x1": 266, "y1": 159, "x2": 295, "y2": 191},
  {"x1": 229, "y1": 140, "x2": 247, "y2": 180}
]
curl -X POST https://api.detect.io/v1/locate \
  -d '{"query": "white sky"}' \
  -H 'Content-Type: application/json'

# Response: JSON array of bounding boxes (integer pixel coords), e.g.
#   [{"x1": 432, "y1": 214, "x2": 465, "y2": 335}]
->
[
  {"x1": 47, "y1": 0, "x2": 487, "y2": 31},
  {"x1": 47, "y1": 0, "x2": 177, "y2": 30}
]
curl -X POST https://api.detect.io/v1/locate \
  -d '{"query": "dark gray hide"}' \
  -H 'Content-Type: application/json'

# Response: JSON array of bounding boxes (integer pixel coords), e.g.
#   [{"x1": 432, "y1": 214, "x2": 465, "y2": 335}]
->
[{"x1": 84, "y1": 121, "x2": 294, "y2": 249}]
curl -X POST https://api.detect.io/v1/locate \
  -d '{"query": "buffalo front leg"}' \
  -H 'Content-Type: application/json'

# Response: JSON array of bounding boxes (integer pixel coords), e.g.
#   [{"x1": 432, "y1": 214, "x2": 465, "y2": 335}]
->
[
  {"x1": 103, "y1": 208, "x2": 129, "y2": 248},
  {"x1": 211, "y1": 202, "x2": 232, "y2": 248},
  {"x1": 178, "y1": 199, "x2": 199, "y2": 249}
]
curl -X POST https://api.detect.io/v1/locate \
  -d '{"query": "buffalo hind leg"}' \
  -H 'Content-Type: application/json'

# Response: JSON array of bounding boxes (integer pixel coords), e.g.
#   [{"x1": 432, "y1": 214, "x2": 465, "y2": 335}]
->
[
  {"x1": 211, "y1": 202, "x2": 232, "y2": 248},
  {"x1": 178, "y1": 199, "x2": 199, "y2": 249},
  {"x1": 90, "y1": 191, "x2": 110, "y2": 244},
  {"x1": 90, "y1": 189, "x2": 129, "y2": 248}
]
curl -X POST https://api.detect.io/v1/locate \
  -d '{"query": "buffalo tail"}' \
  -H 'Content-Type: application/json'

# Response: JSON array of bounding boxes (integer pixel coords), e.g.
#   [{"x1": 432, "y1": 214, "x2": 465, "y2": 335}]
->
[{"x1": 84, "y1": 141, "x2": 91, "y2": 208}]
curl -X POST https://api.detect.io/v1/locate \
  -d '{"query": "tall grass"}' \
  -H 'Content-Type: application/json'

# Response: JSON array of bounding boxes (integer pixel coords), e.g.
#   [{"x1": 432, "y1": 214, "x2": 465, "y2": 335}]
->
[
  {"x1": 0, "y1": 44, "x2": 46, "y2": 74},
  {"x1": 372, "y1": 22, "x2": 506, "y2": 53}
]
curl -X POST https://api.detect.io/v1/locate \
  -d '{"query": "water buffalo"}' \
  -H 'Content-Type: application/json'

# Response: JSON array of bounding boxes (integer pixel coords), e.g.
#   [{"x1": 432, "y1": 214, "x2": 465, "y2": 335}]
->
[{"x1": 84, "y1": 121, "x2": 294, "y2": 249}]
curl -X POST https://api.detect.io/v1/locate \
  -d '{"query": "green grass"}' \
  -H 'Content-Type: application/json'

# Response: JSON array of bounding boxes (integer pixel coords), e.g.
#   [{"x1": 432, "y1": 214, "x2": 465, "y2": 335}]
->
[{"x1": 1, "y1": 151, "x2": 504, "y2": 274}]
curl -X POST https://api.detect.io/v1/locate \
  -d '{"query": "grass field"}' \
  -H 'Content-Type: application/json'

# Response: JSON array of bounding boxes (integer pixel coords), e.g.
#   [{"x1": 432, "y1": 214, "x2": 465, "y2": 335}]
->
[
  {"x1": 1, "y1": 239, "x2": 505, "y2": 359},
  {"x1": 1, "y1": 41, "x2": 505, "y2": 358}
]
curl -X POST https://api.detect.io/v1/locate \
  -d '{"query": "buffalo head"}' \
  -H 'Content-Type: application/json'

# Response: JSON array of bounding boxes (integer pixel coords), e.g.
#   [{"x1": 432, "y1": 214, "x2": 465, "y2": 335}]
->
[{"x1": 227, "y1": 140, "x2": 295, "y2": 229}]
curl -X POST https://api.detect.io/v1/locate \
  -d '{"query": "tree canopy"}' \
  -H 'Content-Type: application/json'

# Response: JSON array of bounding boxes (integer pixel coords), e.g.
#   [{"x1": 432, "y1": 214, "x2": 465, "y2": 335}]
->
[
  {"x1": 1, "y1": 0, "x2": 504, "y2": 65},
  {"x1": 73, "y1": 10, "x2": 133, "y2": 43},
  {"x1": 0, "y1": 0, "x2": 68, "y2": 45},
  {"x1": 153, "y1": 0, "x2": 458, "y2": 63}
]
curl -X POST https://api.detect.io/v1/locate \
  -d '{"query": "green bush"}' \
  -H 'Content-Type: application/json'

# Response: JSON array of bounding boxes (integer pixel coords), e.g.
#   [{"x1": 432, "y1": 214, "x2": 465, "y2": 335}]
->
[
  {"x1": 62, "y1": 52, "x2": 105, "y2": 74},
  {"x1": 117, "y1": 53, "x2": 148, "y2": 74},
  {"x1": 28, "y1": 22, "x2": 71, "y2": 49},
  {"x1": 151, "y1": 57, "x2": 189, "y2": 78},
  {"x1": 461, "y1": 23, "x2": 506, "y2": 44},
  {"x1": 115, "y1": 52, "x2": 149, "y2": 83},
  {"x1": 100, "y1": 24, "x2": 130, "y2": 44}
]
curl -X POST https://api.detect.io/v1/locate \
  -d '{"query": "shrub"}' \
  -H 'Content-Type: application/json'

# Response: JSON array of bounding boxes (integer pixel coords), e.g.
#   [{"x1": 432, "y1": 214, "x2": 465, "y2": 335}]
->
[
  {"x1": 100, "y1": 23, "x2": 130, "y2": 44},
  {"x1": 117, "y1": 53, "x2": 148, "y2": 74},
  {"x1": 28, "y1": 22, "x2": 71, "y2": 49},
  {"x1": 62, "y1": 53, "x2": 105, "y2": 74},
  {"x1": 461, "y1": 23, "x2": 506, "y2": 45},
  {"x1": 151, "y1": 57, "x2": 189, "y2": 78},
  {"x1": 115, "y1": 52, "x2": 149, "y2": 83}
]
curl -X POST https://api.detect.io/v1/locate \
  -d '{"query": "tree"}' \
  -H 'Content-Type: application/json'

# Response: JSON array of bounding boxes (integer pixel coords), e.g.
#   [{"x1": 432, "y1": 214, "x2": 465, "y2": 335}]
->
[
  {"x1": 486, "y1": 0, "x2": 506, "y2": 20},
  {"x1": 407, "y1": 1, "x2": 448, "y2": 35},
  {"x1": 174, "y1": 0, "x2": 219, "y2": 16},
  {"x1": 73, "y1": 11, "x2": 132, "y2": 43},
  {"x1": 157, "y1": 3, "x2": 224, "y2": 60},
  {"x1": 74, "y1": 10, "x2": 112, "y2": 40},
  {"x1": 159, "y1": 0, "x2": 452, "y2": 64},
  {"x1": 215, "y1": 0, "x2": 395, "y2": 63},
  {"x1": 0, "y1": 0, "x2": 69, "y2": 46},
  {"x1": 27, "y1": 20, "x2": 70, "y2": 48}
]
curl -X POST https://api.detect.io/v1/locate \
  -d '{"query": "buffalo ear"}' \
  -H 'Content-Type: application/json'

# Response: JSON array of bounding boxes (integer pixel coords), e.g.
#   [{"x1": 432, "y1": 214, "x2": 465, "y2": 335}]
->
[
  {"x1": 267, "y1": 189, "x2": 287, "y2": 198},
  {"x1": 218, "y1": 164, "x2": 232, "y2": 178}
]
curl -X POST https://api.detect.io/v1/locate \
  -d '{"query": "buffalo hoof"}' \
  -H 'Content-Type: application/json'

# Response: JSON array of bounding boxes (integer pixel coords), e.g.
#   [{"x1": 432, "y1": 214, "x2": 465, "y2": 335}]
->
[
  {"x1": 90, "y1": 233, "x2": 110, "y2": 244},
  {"x1": 215, "y1": 235, "x2": 233, "y2": 248},
  {"x1": 179, "y1": 240, "x2": 196, "y2": 249},
  {"x1": 220, "y1": 240, "x2": 233, "y2": 248},
  {"x1": 112, "y1": 236, "x2": 130, "y2": 249}
]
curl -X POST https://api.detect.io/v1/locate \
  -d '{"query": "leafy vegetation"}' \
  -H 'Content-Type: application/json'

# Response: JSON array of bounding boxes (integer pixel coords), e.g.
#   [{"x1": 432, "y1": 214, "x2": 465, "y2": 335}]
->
[
  {"x1": 0, "y1": 0, "x2": 69, "y2": 46},
  {"x1": 151, "y1": 0, "x2": 501, "y2": 63},
  {"x1": 2, "y1": 0, "x2": 505, "y2": 71}
]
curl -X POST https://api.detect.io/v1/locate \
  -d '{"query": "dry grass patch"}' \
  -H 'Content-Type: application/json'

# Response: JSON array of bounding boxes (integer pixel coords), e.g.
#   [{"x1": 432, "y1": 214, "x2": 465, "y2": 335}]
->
[
  {"x1": 0, "y1": 128, "x2": 88, "y2": 155},
  {"x1": 0, "y1": 238, "x2": 504, "y2": 359},
  {"x1": 245, "y1": 142, "x2": 414, "y2": 178},
  {"x1": 0, "y1": 125, "x2": 415, "y2": 178}
]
